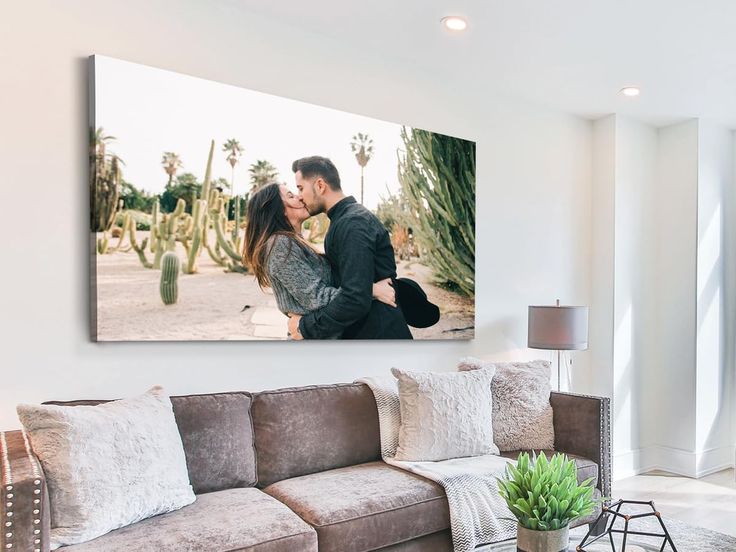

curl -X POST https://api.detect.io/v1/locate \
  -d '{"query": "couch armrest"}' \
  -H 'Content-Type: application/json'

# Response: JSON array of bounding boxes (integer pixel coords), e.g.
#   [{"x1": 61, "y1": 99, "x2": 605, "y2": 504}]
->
[
  {"x1": 549, "y1": 392, "x2": 611, "y2": 505},
  {"x1": 1, "y1": 431, "x2": 50, "y2": 552}
]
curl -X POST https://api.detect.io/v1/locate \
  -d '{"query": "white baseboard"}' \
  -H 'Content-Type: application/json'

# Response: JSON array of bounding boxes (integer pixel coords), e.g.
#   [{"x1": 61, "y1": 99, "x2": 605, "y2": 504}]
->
[
  {"x1": 614, "y1": 444, "x2": 735, "y2": 480},
  {"x1": 613, "y1": 448, "x2": 646, "y2": 480}
]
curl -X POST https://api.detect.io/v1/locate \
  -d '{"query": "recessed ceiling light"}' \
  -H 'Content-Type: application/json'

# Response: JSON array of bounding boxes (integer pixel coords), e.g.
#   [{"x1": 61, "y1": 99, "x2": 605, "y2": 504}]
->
[
  {"x1": 441, "y1": 16, "x2": 467, "y2": 32},
  {"x1": 620, "y1": 86, "x2": 641, "y2": 97}
]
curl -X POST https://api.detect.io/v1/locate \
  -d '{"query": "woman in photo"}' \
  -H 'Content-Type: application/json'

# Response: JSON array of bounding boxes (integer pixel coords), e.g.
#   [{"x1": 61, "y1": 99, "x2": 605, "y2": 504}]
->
[{"x1": 242, "y1": 182, "x2": 396, "y2": 338}]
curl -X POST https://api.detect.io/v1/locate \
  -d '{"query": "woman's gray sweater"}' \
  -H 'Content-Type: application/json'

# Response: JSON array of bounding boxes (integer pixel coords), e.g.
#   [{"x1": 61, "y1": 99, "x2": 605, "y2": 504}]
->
[{"x1": 265, "y1": 234, "x2": 340, "y2": 316}]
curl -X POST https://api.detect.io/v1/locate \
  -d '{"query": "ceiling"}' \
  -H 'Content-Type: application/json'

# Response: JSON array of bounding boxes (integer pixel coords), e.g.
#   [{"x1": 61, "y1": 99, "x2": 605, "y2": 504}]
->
[{"x1": 239, "y1": 0, "x2": 736, "y2": 128}]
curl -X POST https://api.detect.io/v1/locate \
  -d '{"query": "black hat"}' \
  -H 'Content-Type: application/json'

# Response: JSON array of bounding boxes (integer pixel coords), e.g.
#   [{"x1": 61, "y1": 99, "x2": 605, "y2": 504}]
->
[{"x1": 394, "y1": 278, "x2": 440, "y2": 328}]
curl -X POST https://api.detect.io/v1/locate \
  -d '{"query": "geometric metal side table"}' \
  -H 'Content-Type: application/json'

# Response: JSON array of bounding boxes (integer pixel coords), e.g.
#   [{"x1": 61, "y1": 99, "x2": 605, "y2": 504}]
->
[{"x1": 577, "y1": 499, "x2": 678, "y2": 551}]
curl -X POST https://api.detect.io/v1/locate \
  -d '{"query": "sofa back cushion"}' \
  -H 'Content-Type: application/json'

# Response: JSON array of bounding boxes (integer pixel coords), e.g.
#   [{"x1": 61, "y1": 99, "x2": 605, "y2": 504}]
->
[
  {"x1": 252, "y1": 383, "x2": 381, "y2": 487},
  {"x1": 44, "y1": 391, "x2": 257, "y2": 494}
]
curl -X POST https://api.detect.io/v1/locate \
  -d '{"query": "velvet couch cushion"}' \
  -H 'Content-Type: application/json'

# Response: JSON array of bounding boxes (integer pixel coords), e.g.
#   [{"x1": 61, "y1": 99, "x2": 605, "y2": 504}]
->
[
  {"x1": 498, "y1": 450, "x2": 599, "y2": 487},
  {"x1": 57, "y1": 488, "x2": 318, "y2": 552},
  {"x1": 264, "y1": 461, "x2": 449, "y2": 552},
  {"x1": 170, "y1": 392, "x2": 257, "y2": 493},
  {"x1": 252, "y1": 383, "x2": 381, "y2": 487},
  {"x1": 43, "y1": 392, "x2": 257, "y2": 494}
]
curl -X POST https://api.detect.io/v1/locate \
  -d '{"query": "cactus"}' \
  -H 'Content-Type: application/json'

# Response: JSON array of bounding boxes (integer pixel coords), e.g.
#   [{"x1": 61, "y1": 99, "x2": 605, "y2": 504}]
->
[
  {"x1": 98, "y1": 139, "x2": 251, "y2": 276},
  {"x1": 160, "y1": 251, "x2": 180, "y2": 305},
  {"x1": 149, "y1": 200, "x2": 159, "y2": 253},
  {"x1": 232, "y1": 195, "x2": 241, "y2": 242},
  {"x1": 397, "y1": 127, "x2": 475, "y2": 296},
  {"x1": 211, "y1": 201, "x2": 242, "y2": 262},
  {"x1": 206, "y1": 188, "x2": 248, "y2": 272},
  {"x1": 201, "y1": 210, "x2": 226, "y2": 266},
  {"x1": 97, "y1": 232, "x2": 109, "y2": 254},
  {"x1": 179, "y1": 143, "x2": 216, "y2": 274},
  {"x1": 184, "y1": 200, "x2": 206, "y2": 274},
  {"x1": 90, "y1": 128, "x2": 122, "y2": 232},
  {"x1": 201, "y1": 140, "x2": 214, "y2": 205},
  {"x1": 129, "y1": 220, "x2": 152, "y2": 268},
  {"x1": 151, "y1": 198, "x2": 186, "y2": 269},
  {"x1": 167, "y1": 198, "x2": 185, "y2": 236},
  {"x1": 110, "y1": 213, "x2": 131, "y2": 252}
]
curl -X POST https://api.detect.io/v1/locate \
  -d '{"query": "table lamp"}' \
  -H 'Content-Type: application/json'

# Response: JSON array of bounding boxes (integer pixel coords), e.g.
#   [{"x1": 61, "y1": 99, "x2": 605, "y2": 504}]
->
[{"x1": 528, "y1": 299, "x2": 589, "y2": 391}]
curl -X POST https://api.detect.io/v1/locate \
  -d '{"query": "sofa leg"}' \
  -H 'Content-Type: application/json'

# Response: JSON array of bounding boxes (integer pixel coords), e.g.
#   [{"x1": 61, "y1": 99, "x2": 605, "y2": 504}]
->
[{"x1": 588, "y1": 513, "x2": 609, "y2": 537}]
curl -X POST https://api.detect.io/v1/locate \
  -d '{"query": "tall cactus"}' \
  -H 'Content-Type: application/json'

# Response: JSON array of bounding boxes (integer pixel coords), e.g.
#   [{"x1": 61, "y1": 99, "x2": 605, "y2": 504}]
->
[
  {"x1": 201, "y1": 140, "x2": 214, "y2": 205},
  {"x1": 184, "y1": 199, "x2": 205, "y2": 274},
  {"x1": 160, "y1": 251, "x2": 180, "y2": 305},
  {"x1": 397, "y1": 127, "x2": 475, "y2": 296},
  {"x1": 232, "y1": 195, "x2": 241, "y2": 243},
  {"x1": 152, "y1": 198, "x2": 186, "y2": 269},
  {"x1": 149, "y1": 200, "x2": 159, "y2": 253},
  {"x1": 90, "y1": 128, "x2": 123, "y2": 233}
]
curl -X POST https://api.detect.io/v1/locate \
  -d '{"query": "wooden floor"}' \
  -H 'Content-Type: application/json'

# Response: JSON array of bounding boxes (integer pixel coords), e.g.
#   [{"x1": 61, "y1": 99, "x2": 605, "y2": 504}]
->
[{"x1": 613, "y1": 468, "x2": 736, "y2": 538}]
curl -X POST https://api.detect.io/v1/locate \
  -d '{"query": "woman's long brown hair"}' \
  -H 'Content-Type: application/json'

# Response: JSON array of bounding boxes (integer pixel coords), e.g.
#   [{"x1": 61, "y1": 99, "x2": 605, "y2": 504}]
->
[{"x1": 242, "y1": 182, "x2": 314, "y2": 289}]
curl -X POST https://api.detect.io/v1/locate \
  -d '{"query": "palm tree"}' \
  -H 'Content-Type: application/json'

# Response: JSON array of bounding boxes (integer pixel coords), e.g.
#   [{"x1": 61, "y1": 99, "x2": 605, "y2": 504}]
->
[
  {"x1": 350, "y1": 133, "x2": 374, "y2": 204},
  {"x1": 248, "y1": 160, "x2": 279, "y2": 193},
  {"x1": 161, "y1": 152, "x2": 183, "y2": 187},
  {"x1": 91, "y1": 127, "x2": 117, "y2": 163},
  {"x1": 222, "y1": 139, "x2": 245, "y2": 194}
]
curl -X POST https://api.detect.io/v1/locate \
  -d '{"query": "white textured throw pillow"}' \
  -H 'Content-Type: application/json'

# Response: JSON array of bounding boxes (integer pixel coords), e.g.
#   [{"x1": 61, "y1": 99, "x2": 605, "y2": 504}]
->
[
  {"x1": 391, "y1": 367, "x2": 499, "y2": 461},
  {"x1": 458, "y1": 358, "x2": 554, "y2": 451},
  {"x1": 17, "y1": 386, "x2": 195, "y2": 549}
]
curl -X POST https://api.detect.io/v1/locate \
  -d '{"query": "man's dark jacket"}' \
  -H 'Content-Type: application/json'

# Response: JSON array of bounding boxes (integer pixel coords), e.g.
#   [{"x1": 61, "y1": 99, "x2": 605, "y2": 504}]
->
[{"x1": 298, "y1": 196, "x2": 413, "y2": 340}]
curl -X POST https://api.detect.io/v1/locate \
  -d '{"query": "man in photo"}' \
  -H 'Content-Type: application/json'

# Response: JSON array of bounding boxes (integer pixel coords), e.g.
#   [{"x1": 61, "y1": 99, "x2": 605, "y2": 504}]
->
[{"x1": 287, "y1": 156, "x2": 413, "y2": 340}]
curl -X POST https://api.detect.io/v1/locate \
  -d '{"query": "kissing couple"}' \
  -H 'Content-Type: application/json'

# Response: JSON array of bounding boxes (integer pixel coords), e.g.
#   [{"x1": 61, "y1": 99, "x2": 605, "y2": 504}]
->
[{"x1": 242, "y1": 156, "x2": 435, "y2": 340}]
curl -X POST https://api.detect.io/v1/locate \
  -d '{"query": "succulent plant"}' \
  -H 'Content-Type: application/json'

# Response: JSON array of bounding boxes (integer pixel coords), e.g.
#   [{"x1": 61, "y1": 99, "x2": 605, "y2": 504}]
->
[
  {"x1": 397, "y1": 127, "x2": 475, "y2": 296},
  {"x1": 160, "y1": 251, "x2": 180, "y2": 305},
  {"x1": 498, "y1": 452, "x2": 597, "y2": 531}
]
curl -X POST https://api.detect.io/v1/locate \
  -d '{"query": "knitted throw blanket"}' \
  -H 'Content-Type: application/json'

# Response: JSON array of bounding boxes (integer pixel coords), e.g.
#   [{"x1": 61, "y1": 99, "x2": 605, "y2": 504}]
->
[{"x1": 356, "y1": 377, "x2": 517, "y2": 552}]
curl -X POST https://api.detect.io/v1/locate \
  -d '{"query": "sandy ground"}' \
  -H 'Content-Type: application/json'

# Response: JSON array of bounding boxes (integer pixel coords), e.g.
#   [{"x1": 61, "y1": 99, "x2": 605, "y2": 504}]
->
[
  {"x1": 94, "y1": 231, "x2": 474, "y2": 341},
  {"x1": 395, "y1": 260, "x2": 475, "y2": 340}
]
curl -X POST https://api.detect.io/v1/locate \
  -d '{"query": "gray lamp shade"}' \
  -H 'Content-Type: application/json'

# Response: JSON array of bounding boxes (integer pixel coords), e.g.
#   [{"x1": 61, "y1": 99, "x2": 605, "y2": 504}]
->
[{"x1": 528, "y1": 305, "x2": 589, "y2": 350}]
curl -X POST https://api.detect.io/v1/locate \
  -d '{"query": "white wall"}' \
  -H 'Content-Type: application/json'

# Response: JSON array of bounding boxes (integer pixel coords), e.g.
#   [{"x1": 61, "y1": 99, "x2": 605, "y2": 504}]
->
[
  {"x1": 590, "y1": 116, "x2": 616, "y2": 400},
  {"x1": 591, "y1": 115, "x2": 661, "y2": 480},
  {"x1": 478, "y1": 102, "x2": 593, "y2": 382},
  {"x1": 589, "y1": 116, "x2": 736, "y2": 479},
  {"x1": 613, "y1": 116, "x2": 659, "y2": 479},
  {"x1": 651, "y1": 120, "x2": 700, "y2": 459},
  {"x1": 695, "y1": 121, "x2": 735, "y2": 473},
  {"x1": 609, "y1": 119, "x2": 736, "y2": 479},
  {"x1": 0, "y1": 0, "x2": 593, "y2": 429},
  {"x1": 732, "y1": 131, "x2": 736, "y2": 454}
]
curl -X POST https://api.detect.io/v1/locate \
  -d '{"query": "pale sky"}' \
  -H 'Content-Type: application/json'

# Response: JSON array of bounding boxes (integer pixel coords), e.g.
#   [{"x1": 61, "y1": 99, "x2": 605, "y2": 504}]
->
[{"x1": 94, "y1": 55, "x2": 408, "y2": 211}]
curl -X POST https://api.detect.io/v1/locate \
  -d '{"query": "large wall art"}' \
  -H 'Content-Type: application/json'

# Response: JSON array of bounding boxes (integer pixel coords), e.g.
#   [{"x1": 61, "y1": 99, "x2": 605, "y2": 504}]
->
[{"x1": 90, "y1": 55, "x2": 475, "y2": 341}]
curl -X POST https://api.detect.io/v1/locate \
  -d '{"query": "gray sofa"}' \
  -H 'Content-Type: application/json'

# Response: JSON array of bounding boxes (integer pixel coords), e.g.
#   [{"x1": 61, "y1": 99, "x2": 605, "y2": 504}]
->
[{"x1": 1, "y1": 383, "x2": 611, "y2": 552}]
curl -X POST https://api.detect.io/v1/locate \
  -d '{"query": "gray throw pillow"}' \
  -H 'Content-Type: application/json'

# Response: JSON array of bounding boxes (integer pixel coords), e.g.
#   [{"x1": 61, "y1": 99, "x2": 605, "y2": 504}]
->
[
  {"x1": 17, "y1": 386, "x2": 195, "y2": 549},
  {"x1": 458, "y1": 358, "x2": 554, "y2": 452},
  {"x1": 391, "y1": 367, "x2": 499, "y2": 461}
]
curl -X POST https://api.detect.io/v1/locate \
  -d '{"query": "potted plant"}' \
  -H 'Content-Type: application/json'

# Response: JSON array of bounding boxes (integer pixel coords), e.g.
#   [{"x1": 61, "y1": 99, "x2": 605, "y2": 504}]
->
[{"x1": 498, "y1": 452, "x2": 597, "y2": 552}]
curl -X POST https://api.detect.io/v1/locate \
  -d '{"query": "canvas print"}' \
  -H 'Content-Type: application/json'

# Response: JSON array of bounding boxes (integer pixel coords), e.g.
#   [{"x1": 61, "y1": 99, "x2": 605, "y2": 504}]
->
[{"x1": 90, "y1": 55, "x2": 475, "y2": 341}]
